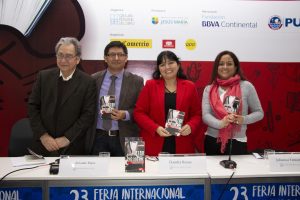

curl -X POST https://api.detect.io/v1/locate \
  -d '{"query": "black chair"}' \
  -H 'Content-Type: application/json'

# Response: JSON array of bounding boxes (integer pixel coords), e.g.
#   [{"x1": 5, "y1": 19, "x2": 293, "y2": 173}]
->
[{"x1": 9, "y1": 118, "x2": 33, "y2": 156}]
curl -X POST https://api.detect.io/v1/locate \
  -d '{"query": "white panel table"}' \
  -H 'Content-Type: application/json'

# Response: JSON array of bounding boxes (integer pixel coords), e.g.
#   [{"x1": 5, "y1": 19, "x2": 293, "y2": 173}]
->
[
  {"x1": 0, "y1": 157, "x2": 207, "y2": 200},
  {"x1": 206, "y1": 155, "x2": 300, "y2": 200}
]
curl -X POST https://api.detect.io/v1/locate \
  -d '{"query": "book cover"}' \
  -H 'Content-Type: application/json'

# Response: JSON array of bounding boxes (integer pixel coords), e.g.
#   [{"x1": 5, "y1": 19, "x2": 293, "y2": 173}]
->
[
  {"x1": 125, "y1": 137, "x2": 145, "y2": 172},
  {"x1": 165, "y1": 109, "x2": 185, "y2": 136},
  {"x1": 223, "y1": 96, "x2": 240, "y2": 114},
  {"x1": 0, "y1": 0, "x2": 53, "y2": 36},
  {"x1": 100, "y1": 95, "x2": 116, "y2": 119}
]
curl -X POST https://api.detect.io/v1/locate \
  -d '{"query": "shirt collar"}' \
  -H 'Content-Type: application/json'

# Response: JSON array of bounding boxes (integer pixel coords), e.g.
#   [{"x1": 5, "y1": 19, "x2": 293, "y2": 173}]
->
[
  {"x1": 106, "y1": 69, "x2": 124, "y2": 79},
  {"x1": 59, "y1": 69, "x2": 76, "y2": 81}
]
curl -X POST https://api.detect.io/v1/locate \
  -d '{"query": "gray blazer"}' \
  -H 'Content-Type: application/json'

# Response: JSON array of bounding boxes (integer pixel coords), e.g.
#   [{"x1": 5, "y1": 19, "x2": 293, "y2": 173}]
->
[{"x1": 90, "y1": 70, "x2": 144, "y2": 152}]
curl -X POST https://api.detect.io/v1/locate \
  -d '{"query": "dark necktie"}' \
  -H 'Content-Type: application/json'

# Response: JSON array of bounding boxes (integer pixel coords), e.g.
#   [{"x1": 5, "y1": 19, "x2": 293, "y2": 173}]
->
[{"x1": 102, "y1": 75, "x2": 117, "y2": 130}]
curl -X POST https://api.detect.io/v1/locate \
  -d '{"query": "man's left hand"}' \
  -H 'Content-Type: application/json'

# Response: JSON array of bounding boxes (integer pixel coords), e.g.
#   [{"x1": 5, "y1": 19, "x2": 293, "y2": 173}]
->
[{"x1": 111, "y1": 109, "x2": 126, "y2": 120}]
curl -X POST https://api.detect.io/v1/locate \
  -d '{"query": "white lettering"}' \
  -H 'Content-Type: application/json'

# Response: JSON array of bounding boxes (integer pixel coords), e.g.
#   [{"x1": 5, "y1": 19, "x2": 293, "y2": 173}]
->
[
  {"x1": 279, "y1": 185, "x2": 300, "y2": 197},
  {"x1": 121, "y1": 187, "x2": 185, "y2": 199},
  {"x1": 252, "y1": 185, "x2": 275, "y2": 197},
  {"x1": 0, "y1": 190, "x2": 19, "y2": 200},
  {"x1": 93, "y1": 189, "x2": 118, "y2": 200}
]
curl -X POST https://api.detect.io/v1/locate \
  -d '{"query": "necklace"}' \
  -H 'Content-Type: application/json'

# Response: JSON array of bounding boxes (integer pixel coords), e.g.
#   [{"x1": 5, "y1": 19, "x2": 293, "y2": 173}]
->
[{"x1": 165, "y1": 85, "x2": 176, "y2": 93}]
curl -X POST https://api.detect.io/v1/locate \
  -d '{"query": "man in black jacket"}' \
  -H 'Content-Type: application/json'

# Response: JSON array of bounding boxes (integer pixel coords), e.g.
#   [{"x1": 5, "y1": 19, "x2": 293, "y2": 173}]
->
[{"x1": 28, "y1": 37, "x2": 96, "y2": 156}]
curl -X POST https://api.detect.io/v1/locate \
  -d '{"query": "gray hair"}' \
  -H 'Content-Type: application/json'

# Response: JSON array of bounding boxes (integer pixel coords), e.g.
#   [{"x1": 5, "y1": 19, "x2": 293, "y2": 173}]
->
[{"x1": 55, "y1": 37, "x2": 82, "y2": 58}]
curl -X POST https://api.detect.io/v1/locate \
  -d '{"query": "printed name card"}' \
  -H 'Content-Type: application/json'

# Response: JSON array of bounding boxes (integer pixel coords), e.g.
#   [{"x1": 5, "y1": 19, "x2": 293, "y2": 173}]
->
[
  {"x1": 59, "y1": 156, "x2": 109, "y2": 176},
  {"x1": 158, "y1": 154, "x2": 206, "y2": 174},
  {"x1": 269, "y1": 153, "x2": 300, "y2": 172}
]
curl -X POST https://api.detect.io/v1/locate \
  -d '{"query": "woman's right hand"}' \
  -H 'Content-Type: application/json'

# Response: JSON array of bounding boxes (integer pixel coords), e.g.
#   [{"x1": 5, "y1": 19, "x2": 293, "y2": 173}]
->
[
  {"x1": 221, "y1": 113, "x2": 235, "y2": 128},
  {"x1": 156, "y1": 126, "x2": 171, "y2": 137}
]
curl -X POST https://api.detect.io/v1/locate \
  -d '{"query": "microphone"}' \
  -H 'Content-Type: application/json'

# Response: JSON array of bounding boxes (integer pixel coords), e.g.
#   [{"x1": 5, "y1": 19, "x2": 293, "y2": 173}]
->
[
  {"x1": 220, "y1": 96, "x2": 240, "y2": 169},
  {"x1": 220, "y1": 134, "x2": 237, "y2": 169}
]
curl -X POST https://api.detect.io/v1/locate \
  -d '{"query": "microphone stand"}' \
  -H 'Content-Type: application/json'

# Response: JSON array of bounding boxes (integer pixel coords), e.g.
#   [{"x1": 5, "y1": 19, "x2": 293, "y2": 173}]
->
[
  {"x1": 220, "y1": 96, "x2": 240, "y2": 169},
  {"x1": 220, "y1": 132, "x2": 237, "y2": 169}
]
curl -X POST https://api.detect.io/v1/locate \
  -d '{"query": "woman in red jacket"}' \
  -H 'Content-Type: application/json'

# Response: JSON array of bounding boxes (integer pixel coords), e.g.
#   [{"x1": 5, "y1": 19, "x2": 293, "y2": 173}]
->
[{"x1": 133, "y1": 51, "x2": 201, "y2": 156}]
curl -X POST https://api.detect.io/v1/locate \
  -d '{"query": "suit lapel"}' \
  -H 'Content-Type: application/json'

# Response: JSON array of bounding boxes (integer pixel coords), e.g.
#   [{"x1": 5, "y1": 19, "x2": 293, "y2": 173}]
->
[
  {"x1": 119, "y1": 71, "x2": 129, "y2": 109},
  {"x1": 49, "y1": 69, "x2": 59, "y2": 114}
]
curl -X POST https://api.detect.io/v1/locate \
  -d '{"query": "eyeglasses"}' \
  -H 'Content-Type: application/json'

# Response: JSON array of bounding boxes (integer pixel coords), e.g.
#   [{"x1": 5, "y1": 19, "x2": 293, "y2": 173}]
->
[
  {"x1": 107, "y1": 53, "x2": 127, "y2": 58},
  {"x1": 56, "y1": 53, "x2": 77, "y2": 61}
]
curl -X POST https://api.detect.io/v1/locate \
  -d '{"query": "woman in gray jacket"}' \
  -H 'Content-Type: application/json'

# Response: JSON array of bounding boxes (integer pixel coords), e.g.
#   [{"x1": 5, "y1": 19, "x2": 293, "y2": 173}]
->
[{"x1": 202, "y1": 50, "x2": 264, "y2": 155}]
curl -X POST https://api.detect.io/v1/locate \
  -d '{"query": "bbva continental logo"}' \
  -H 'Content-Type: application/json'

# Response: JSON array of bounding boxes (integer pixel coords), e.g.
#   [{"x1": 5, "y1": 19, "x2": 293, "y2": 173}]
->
[
  {"x1": 185, "y1": 39, "x2": 196, "y2": 50},
  {"x1": 111, "y1": 39, "x2": 152, "y2": 48}
]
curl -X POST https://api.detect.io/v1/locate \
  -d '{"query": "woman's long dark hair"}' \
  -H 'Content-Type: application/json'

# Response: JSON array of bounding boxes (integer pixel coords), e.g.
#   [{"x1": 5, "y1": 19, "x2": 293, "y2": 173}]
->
[
  {"x1": 152, "y1": 51, "x2": 187, "y2": 80},
  {"x1": 209, "y1": 50, "x2": 246, "y2": 84}
]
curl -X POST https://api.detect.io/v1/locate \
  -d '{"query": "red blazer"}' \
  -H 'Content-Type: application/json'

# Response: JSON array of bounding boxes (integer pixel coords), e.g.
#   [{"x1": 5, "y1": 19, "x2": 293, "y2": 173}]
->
[{"x1": 133, "y1": 78, "x2": 201, "y2": 156}]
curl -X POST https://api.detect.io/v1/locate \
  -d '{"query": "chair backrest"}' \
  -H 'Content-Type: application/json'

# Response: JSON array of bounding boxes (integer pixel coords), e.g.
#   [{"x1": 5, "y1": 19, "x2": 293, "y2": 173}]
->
[{"x1": 9, "y1": 118, "x2": 33, "y2": 156}]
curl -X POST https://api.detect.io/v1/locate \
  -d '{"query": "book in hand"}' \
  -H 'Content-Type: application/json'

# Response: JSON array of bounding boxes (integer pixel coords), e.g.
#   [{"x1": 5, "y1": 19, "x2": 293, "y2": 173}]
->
[
  {"x1": 125, "y1": 137, "x2": 145, "y2": 172},
  {"x1": 223, "y1": 96, "x2": 240, "y2": 114},
  {"x1": 0, "y1": 0, "x2": 52, "y2": 36},
  {"x1": 100, "y1": 95, "x2": 116, "y2": 119},
  {"x1": 165, "y1": 109, "x2": 185, "y2": 136}
]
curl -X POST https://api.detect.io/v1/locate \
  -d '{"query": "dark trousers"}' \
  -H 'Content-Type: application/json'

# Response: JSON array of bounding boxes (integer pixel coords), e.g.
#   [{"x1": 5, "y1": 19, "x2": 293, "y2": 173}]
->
[
  {"x1": 92, "y1": 133, "x2": 124, "y2": 157},
  {"x1": 204, "y1": 135, "x2": 248, "y2": 155}
]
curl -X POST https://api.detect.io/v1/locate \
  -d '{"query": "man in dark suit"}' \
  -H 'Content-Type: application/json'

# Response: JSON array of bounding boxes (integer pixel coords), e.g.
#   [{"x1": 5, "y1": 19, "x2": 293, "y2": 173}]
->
[
  {"x1": 91, "y1": 41, "x2": 144, "y2": 156},
  {"x1": 28, "y1": 37, "x2": 97, "y2": 156}
]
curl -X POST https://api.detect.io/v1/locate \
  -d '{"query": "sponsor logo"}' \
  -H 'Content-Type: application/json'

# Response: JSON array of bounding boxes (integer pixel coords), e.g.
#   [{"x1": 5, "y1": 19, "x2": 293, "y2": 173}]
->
[
  {"x1": 110, "y1": 10, "x2": 135, "y2": 25},
  {"x1": 152, "y1": 16, "x2": 188, "y2": 25},
  {"x1": 202, "y1": 21, "x2": 220, "y2": 27},
  {"x1": 201, "y1": 15, "x2": 257, "y2": 29},
  {"x1": 162, "y1": 40, "x2": 176, "y2": 48},
  {"x1": 185, "y1": 39, "x2": 196, "y2": 50},
  {"x1": 152, "y1": 17, "x2": 159, "y2": 24},
  {"x1": 285, "y1": 18, "x2": 300, "y2": 27},
  {"x1": 111, "y1": 39, "x2": 152, "y2": 48},
  {"x1": 268, "y1": 15, "x2": 283, "y2": 30},
  {"x1": 268, "y1": 15, "x2": 300, "y2": 30},
  {"x1": 202, "y1": 20, "x2": 257, "y2": 28}
]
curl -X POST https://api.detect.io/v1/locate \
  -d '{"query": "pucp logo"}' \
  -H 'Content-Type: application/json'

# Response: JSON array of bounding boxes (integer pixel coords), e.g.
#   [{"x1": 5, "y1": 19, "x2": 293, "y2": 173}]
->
[
  {"x1": 152, "y1": 17, "x2": 159, "y2": 24},
  {"x1": 268, "y1": 15, "x2": 283, "y2": 30},
  {"x1": 268, "y1": 15, "x2": 300, "y2": 30}
]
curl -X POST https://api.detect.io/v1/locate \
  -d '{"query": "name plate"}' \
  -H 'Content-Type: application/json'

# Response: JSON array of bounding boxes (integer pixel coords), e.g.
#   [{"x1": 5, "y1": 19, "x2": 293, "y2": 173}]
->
[
  {"x1": 269, "y1": 153, "x2": 300, "y2": 172},
  {"x1": 159, "y1": 154, "x2": 206, "y2": 174},
  {"x1": 59, "y1": 156, "x2": 109, "y2": 176}
]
